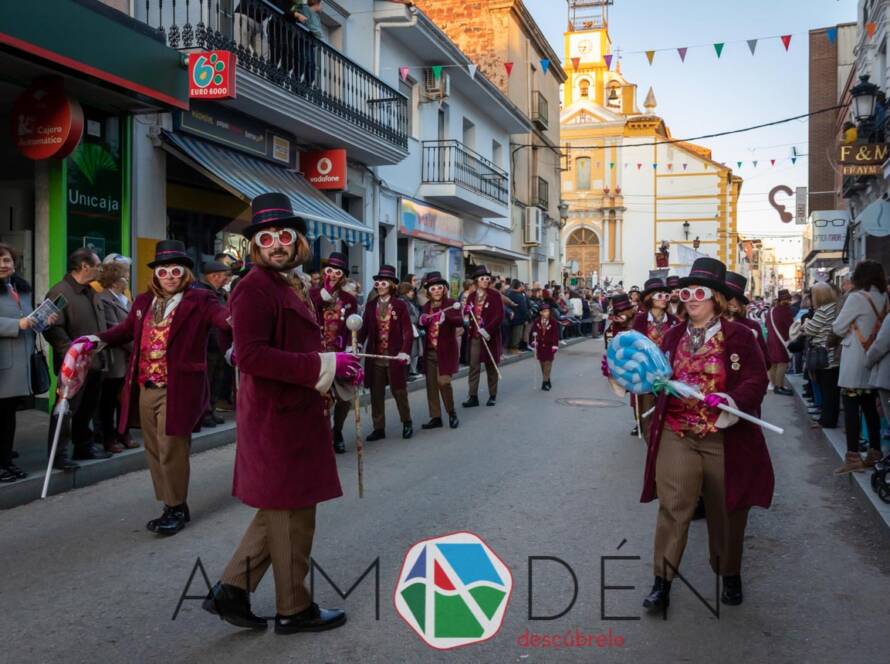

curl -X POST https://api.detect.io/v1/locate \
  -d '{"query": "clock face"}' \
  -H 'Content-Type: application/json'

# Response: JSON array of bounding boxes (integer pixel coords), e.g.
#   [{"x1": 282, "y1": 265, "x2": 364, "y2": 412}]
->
[
  {"x1": 578, "y1": 39, "x2": 592, "y2": 55},
  {"x1": 569, "y1": 33, "x2": 601, "y2": 63}
]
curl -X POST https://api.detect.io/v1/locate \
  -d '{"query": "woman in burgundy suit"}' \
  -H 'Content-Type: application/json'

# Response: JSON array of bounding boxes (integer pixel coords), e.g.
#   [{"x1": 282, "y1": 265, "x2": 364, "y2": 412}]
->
[
  {"x1": 724, "y1": 271, "x2": 769, "y2": 369},
  {"x1": 640, "y1": 257, "x2": 773, "y2": 612},
  {"x1": 417, "y1": 271, "x2": 463, "y2": 430},
  {"x1": 531, "y1": 304, "x2": 560, "y2": 391},
  {"x1": 96, "y1": 240, "x2": 230, "y2": 535}
]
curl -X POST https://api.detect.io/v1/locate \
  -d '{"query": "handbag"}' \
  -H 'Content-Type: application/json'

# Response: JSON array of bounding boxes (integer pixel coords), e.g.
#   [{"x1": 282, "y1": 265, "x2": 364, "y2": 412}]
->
[
  {"x1": 805, "y1": 344, "x2": 829, "y2": 371},
  {"x1": 30, "y1": 336, "x2": 51, "y2": 395}
]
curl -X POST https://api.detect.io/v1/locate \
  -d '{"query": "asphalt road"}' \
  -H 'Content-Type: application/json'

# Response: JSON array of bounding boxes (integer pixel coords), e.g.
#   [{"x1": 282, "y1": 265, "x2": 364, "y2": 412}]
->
[{"x1": 2, "y1": 339, "x2": 888, "y2": 663}]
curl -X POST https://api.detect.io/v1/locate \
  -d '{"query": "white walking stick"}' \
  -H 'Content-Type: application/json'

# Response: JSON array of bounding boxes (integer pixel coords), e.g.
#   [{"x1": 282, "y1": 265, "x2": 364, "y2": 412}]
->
[
  {"x1": 346, "y1": 314, "x2": 365, "y2": 498},
  {"x1": 466, "y1": 307, "x2": 503, "y2": 380}
]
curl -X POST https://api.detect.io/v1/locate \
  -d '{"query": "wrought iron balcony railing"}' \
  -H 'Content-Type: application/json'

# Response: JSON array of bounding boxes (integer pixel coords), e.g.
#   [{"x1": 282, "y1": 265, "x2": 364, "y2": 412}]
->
[
  {"x1": 137, "y1": 0, "x2": 407, "y2": 149},
  {"x1": 421, "y1": 140, "x2": 509, "y2": 205}
]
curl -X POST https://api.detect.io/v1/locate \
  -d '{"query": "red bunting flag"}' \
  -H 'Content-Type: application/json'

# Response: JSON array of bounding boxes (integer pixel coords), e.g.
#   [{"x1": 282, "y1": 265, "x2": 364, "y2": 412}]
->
[
  {"x1": 571, "y1": 56, "x2": 581, "y2": 70},
  {"x1": 504, "y1": 62, "x2": 514, "y2": 77},
  {"x1": 646, "y1": 50, "x2": 655, "y2": 65},
  {"x1": 770, "y1": 159, "x2": 776, "y2": 166},
  {"x1": 677, "y1": 47, "x2": 687, "y2": 62},
  {"x1": 867, "y1": 22, "x2": 877, "y2": 38},
  {"x1": 636, "y1": 163, "x2": 642, "y2": 170},
  {"x1": 667, "y1": 163, "x2": 674, "y2": 171},
  {"x1": 399, "y1": 67, "x2": 410, "y2": 82},
  {"x1": 781, "y1": 35, "x2": 792, "y2": 51},
  {"x1": 604, "y1": 54, "x2": 613, "y2": 69}
]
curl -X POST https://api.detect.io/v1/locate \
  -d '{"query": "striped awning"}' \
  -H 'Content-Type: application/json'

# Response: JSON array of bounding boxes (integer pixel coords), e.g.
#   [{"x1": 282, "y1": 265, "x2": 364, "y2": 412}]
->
[{"x1": 161, "y1": 131, "x2": 373, "y2": 250}]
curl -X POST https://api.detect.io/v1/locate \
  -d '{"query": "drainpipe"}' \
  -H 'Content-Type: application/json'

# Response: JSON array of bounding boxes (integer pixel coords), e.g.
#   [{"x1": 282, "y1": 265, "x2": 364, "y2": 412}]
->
[{"x1": 374, "y1": 5, "x2": 419, "y2": 76}]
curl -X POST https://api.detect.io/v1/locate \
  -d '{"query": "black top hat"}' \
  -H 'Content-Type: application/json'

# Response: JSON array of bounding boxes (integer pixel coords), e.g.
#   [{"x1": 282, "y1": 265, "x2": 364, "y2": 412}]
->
[
  {"x1": 148, "y1": 240, "x2": 194, "y2": 269},
  {"x1": 610, "y1": 293, "x2": 634, "y2": 314},
  {"x1": 202, "y1": 260, "x2": 231, "y2": 275},
  {"x1": 422, "y1": 271, "x2": 449, "y2": 289},
  {"x1": 776, "y1": 288, "x2": 791, "y2": 301},
  {"x1": 373, "y1": 264, "x2": 399, "y2": 283},
  {"x1": 642, "y1": 277, "x2": 668, "y2": 298},
  {"x1": 679, "y1": 257, "x2": 730, "y2": 295},
  {"x1": 539, "y1": 303, "x2": 552, "y2": 311},
  {"x1": 724, "y1": 271, "x2": 749, "y2": 304},
  {"x1": 325, "y1": 251, "x2": 348, "y2": 271},
  {"x1": 629, "y1": 285, "x2": 641, "y2": 293},
  {"x1": 470, "y1": 264, "x2": 492, "y2": 280},
  {"x1": 244, "y1": 192, "x2": 307, "y2": 238},
  {"x1": 666, "y1": 275, "x2": 680, "y2": 289}
]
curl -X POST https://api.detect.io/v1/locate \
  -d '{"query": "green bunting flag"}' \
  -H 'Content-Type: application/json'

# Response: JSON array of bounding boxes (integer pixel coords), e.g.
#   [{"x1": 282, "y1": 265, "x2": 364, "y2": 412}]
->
[
  {"x1": 432, "y1": 65, "x2": 443, "y2": 81},
  {"x1": 714, "y1": 43, "x2": 725, "y2": 58}
]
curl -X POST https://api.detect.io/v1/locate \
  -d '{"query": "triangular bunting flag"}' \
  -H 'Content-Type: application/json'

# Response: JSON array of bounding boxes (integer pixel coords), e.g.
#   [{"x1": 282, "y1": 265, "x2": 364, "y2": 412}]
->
[
  {"x1": 595, "y1": 162, "x2": 601, "y2": 168},
  {"x1": 636, "y1": 163, "x2": 642, "y2": 170},
  {"x1": 747, "y1": 39, "x2": 758, "y2": 55},
  {"x1": 867, "y1": 22, "x2": 877, "y2": 38},
  {"x1": 431, "y1": 65, "x2": 443, "y2": 81},
  {"x1": 682, "y1": 163, "x2": 688, "y2": 171},
  {"x1": 604, "y1": 54, "x2": 613, "y2": 69},
  {"x1": 652, "y1": 163, "x2": 658, "y2": 169},
  {"x1": 624, "y1": 163, "x2": 628, "y2": 169},
  {"x1": 781, "y1": 35, "x2": 792, "y2": 51},
  {"x1": 467, "y1": 63, "x2": 477, "y2": 79},
  {"x1": 753, "y1": 160, "x2": 758, "y2": 167},
  {"x1": 609, "y1": 162, "x2": 615, "y2": 169},
  {"x1": 826, "y1": 27, "x2": 838, "y2": 44},
  {"x1": 646, "y1": 50, "x2": 655, "y2": 65},
  {"x1": 540, "y1": 58, "x2": 550, "y2": 74},
  {"x1": 737, "y1": 161, "x2": 743, "y2": 168},
  {"x1": 667, "y1": 163, "x2": 674, "y2": 171},
  {"x1": 677, "y1": 47, "x2": 688, "y2": 62},
  {"x1": 714, "y1": 43, "x2": 725, "y2": 58},
  {"x1": 399, "y1": 66, "x2": 410, "y2": 82},
  {"x1": 571, "y1": 56, "x2": 581, "y2": 70},
  {"x1": 791, "y1": 157, "x2": 797, "y2": 164},
  {"x1": 504, "y1": 62, "x2": 514, "y2": 77},
  {"x1": 770, "y1": 159, "x2": 776, "y2": 166}
]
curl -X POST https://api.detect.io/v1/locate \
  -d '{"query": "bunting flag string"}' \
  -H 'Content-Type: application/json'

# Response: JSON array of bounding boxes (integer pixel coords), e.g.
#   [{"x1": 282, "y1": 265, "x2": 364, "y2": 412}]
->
[
  {"x1": 713, "y1": 42, "x2": 725, "y2": 58},
  {"x1": 432, "y1": 65, "x2": 443, "y2": 81},
  {"x1": 677, "y1": 47, "x2": 687, "y2": 62},
  {"x1": 747, "y1": 39, "x2": 758, "y2": 55},
  {"x1": 504, "y1": 62, "x2": 514, "y2": 77},
  {"x1": 780, "y1": 34, "x2": 792, "y2": 51},
  {"x1": 610, "y1": 156, "x2": 805, "y2": 171},
  {"x1": 646, "y1": 50, "x2": 655, "y2": 65}
]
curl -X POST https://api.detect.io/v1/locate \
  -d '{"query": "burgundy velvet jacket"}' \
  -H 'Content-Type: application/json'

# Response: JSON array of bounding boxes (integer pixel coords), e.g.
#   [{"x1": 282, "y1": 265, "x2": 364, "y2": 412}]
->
[
  {"x1": 466, "y1": 288, "x2": 504, "y2": 363},
  {"x1": 532, "y1": 316, "x2": 560, "y2": 362},
  {"x1": 99, "y1": 286, "x2": 231, "y2": 438},
  {"x1": 734, "y1": 316, "x2": 770, "y2": 370},
  {"x1": 631, "y1": 309, "x2": 679, "y2": 341},
  {"x1": 229, "y1": 267, "x2": 342, "y2": 510},
  {"x1": 359, "y1": 295, "x2": 413, "y2": 390},
  {"x1": 419, "y1": 298, "x2": 462, "y2": 376},
  {"x1": 641, "y1": 319, "x2": 775, "y2": 513},
  {"x1": 309, "y1": 286, "x2": 358, "y2": 352},
  {"x1": 766, "y1": 303, "x2": 793, "y2": 364}
]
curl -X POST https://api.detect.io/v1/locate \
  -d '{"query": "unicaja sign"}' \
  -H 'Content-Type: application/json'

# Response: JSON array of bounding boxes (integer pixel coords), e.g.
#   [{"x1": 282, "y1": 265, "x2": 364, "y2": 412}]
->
[{"x1": 302, "y1": 149, "x2": 347, "y2": 190}]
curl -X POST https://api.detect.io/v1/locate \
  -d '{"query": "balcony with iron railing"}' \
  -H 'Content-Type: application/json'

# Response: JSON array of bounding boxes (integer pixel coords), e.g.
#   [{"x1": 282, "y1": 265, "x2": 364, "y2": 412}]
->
[
  {"x1": 420, "y1": 140, "x2": 510, "y2": 218},
  {"x1": 135, "y1": 0, "x2": 408, "y2": 164}
]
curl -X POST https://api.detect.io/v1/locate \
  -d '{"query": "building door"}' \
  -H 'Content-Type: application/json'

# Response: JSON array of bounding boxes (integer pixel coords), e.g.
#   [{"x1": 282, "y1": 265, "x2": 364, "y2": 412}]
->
[{"x1": 566, "y1": 228, "x2": 600, "y2": 280}]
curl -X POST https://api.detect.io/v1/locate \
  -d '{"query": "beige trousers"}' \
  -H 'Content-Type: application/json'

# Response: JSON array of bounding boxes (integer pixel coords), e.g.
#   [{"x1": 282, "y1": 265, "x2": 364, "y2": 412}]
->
[
  {"x1": 468, "y1": 338, "x2": 498, "y2": 398},
  {"x1": 370, "y1": 360, "x2": 411, "y2": 430},
  {"x1": 768, "y1": 362, "x2": 788, "y2": 390},
  {"x1": 221, "y1": 507, "x2": 316, "y2": 616},
  {"x1": 653, "y1": 430, "x2": 749, "y2": 579},
  {"x1": 425, "y1": 350, "x2": 454, "y2": 418},
  {"x1": 138, "y1": 387, "x2": 191, "y2": 506}
]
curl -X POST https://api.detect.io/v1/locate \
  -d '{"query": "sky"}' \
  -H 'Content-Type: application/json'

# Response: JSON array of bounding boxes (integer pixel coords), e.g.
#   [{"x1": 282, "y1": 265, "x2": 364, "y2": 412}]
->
[{"x1": 523, "y1": 0, "x2": 857, "y2": 237}]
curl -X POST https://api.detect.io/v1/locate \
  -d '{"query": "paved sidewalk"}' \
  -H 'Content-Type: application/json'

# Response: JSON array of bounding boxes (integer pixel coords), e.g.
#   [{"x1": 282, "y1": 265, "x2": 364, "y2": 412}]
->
[
  {"x1": 787, "y1": 374, "x2": 890, "y2": 533},
  {"x1": 0, "y1": 336, "x2": 592, "y2": 509}
]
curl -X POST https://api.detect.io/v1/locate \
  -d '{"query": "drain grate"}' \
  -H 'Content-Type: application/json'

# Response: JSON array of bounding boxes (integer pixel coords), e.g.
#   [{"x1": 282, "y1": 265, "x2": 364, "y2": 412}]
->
[{"x1": 555, "y1": 397, "x2": 625, "y2": 408}]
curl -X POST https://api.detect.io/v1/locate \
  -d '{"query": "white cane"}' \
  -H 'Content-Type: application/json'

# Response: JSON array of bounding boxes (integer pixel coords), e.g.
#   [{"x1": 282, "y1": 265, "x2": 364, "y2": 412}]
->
[
  {"x1": 41, "y1": 399, "x2": 69, "y2": 499},
  {"x1": 466, "y1": 307, "x2": 503, "y2": 380}
]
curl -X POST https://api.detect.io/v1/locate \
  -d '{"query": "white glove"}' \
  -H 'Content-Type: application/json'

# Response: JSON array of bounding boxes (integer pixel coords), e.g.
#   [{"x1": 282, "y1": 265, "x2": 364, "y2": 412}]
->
[
  {"x1": 395, "y1": 352, "x2": 411, "y2": 363},
  {"x1": 479, "y1": 329, "x2": 491, "y2": 342},
  {"x1": 451, "y1": 301, "x2": 462, "y2": 310},
  {"x1": 320, "y1": 288, "x2": 333, "y2": 302}
]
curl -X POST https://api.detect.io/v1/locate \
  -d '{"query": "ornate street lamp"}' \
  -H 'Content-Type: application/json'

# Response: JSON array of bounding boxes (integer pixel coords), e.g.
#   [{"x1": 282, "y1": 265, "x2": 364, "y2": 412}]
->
[
  {"x1": 851, "y1": 74, "x2": 880, "y2": 124},
  {"x1": 558, "y1": 200, "x2": 570, "y2": 228},
  {"x1": 693, "y1": 236, "x2": 701, "y2": 250},
  {"x1": 682, "y1": 220, "x2": 690, "y2": 240}
]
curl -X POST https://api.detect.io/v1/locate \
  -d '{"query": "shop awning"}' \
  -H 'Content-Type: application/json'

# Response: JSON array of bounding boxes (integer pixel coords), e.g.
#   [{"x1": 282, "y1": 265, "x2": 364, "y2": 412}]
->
[
  {"x1": 463, "y1": 244, "x2": 529, "y2": 262},
  {"x1": 161, "y1": 131, "x2": 373, "y2": 250}
]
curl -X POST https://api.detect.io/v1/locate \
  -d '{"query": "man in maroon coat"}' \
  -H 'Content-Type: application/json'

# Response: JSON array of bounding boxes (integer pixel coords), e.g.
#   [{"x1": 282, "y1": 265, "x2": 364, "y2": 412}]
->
[
  {"x1": 359, "y1": 265, "x2": 414, "y2": 440},
  {"x1": 766, "y1": 288, "x2": 794, "y2": 395},
  {"x1": 418, "y1": 271, "x2": 463, "y2": 430},
  {"x1": 309, "y1": 251, "x2": 357, "y2": 454},
  {"x1": 203, "y1": 192, "x2": 360, "y2": 634},
  {"x1": 462, "y1": 264, "x2": 504, "y2": 407}
]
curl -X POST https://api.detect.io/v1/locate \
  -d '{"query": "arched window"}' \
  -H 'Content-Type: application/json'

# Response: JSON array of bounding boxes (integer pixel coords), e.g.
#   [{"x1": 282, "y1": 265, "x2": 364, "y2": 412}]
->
[
  {"x1": 575, "y1": 157, "x2": 591, "y2": 190},
  {"x1": 579, "y1": 79, "x2": 590, "y2": 98}
]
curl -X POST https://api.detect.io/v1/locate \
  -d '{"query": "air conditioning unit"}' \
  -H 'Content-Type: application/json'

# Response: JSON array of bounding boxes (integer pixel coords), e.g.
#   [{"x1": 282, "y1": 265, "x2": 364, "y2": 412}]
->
[
  {"x1": 423, "y1": 69, "x2": 451, "y2": 100},
  {"x1": 524, "y1": 206, "x2": 543, "y2": 245}
]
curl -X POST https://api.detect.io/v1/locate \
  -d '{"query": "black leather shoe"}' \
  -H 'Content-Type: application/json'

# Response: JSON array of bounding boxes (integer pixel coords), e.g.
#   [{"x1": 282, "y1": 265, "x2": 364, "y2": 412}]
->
[
  {"x1": 541, "y1": 381, "x2": 548, "y2": 391},
  {"x1": 773, "y1": 387, "x2": 794, "y2": 396},
  {"x1": 203, "y1": 582, "x2": 268, "y2": 630},
  {"x1": 274, "y1": 604, "x2": 346, "y2": 634},
  {"x1": 201, "y1": 415, "x2": 218, "y2": 428},
  {"x1": 462, "y1": 396, "x2": 480, "y2": 408},
  {"x1": 642, "y1": 576, "x2": 671, "y2": 610},
  {"x1": 545, "y1": 381, "x2": 552, "y2": 390},
  {"x1": 0, "y1": 468, "x2": 16, "y2": 483},
  {"x1": 147, "y1": 503, "x2": 190, "y2": 534},
  {"x1": 156, "y1": 504, "x2": 189, "y2": 536},
  {"x1": 4, "y1": 463, "x2": 27, "y2": 480},
  {"x1": 448, "y1": 412, "x2": 459, "y2": 429},
  {"x1": 486, "y1": 397, "x2": 497, "y2": 407},
  {"x1": 630, "y1": 425, "x2": 639, "y2": 437},
  {"x1": 52, "y1": 454, "x2": 80, "y2": 471},
  {"x1": 402, "y1": 422, "x2": 413, "y2": 439},
  {"x1": 332, "y1": 429, "x2": 346, "y2": 454},
  {"x1": 366, "y1": 429, "x2": 386, "y2": 442},
  {"x1": 721, "y1": 575, "x2": 743, "y2": 606},
  {"x1": 421, "y1": 418, "x2": 443, "y2": 430},
  {"x1": 72, "y1": 444, "x2": 112, "y2": 460},
  {"x1": 692, "y1": 497, "x2": 706, "y2": 521},
  {"x1": 211, "y1": 413, "x2": 224, "y2": 425}
]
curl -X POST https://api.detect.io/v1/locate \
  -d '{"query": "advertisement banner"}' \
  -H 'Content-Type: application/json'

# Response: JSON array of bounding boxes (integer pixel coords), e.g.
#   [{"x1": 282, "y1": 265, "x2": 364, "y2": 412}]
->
[
  {"x1": 188, "y1": 51, "x2": 236, "y2": 100},
  {"x1": 12, "y1": 77, "x2": 84, "y2": 160},
  {"x1": 809, "y1": 210, "x2": 850, "y2": 251},
  {"x1": 400, "y1": 199, "x2": 463, "y2": 247},
  {"x1": 301, "y1": 149, "x2": 348, "y2": 190}
]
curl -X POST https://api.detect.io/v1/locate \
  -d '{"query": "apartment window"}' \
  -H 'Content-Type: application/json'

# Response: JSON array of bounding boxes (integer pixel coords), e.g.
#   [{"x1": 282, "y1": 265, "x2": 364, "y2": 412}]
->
[
  {"x1": 492, "y1": 140, "x2": 503, "y2": 168},
  {"x1": 535, "y1": 176, "x2": 549, "y2": 209},
  {"x1": 576, "y1": 157, "x2": 591, "y2": 190},
  {"x1": 462, "y1": 117, "x2": 475, "y2": 150},
  {"x1": 399, "y1": 78, "x2": 418, "y2": 140}
]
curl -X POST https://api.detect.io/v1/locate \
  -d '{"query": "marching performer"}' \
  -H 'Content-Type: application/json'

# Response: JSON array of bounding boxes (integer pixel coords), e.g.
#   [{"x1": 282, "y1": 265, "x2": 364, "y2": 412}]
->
[
  {"x1": 359, "y1": 265, "x2": 413, "y2": 440},
  {"x1": 666, "y1": 275, "x2": 686, "y2": 321},
  {"x1": 309, "y1": 251, "x2": 357, "y2": 454},
  {"x1": 204, "y1": 192, "x2": 359, "y2": 633},
  {"x1": 417, "y1": 271, "x2": 462, "y2": 430},
  {"x1": 724, "y1": 271, "x2": 769, "y2": 368},
  {"x1": 531, "y1": 303, "x2": 560, "y2": 391},
  {"x1": 602, "y1": 293, "x2": 641, "y2": 436},
  {"x1": 462, "y1": 265, "x2": 504, "y2": 408},
  {"x1": 632, "y1": 277, "x2": 679, "y2": 436},
  {"x1": 95, "y1": 240, "x2": 230, "y2": 535},
  {"x1": 640, "y1": 257, "x2": 773, "y2": 612}
]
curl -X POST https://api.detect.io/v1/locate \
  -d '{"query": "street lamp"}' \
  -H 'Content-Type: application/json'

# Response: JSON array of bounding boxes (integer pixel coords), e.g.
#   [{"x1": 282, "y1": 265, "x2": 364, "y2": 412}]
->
[
  {"x1": 558, "y1": 200, "x2": 569, "y2": 228},
  {"x1": 851, "y1": 75, "x2": 880, "y2": 124},
  {"x1": 682, "y1": 220, "x2": 690, "y2": 240},
  {"x1": 693, "y1": 236, "x2": 700, "y2": 250}
]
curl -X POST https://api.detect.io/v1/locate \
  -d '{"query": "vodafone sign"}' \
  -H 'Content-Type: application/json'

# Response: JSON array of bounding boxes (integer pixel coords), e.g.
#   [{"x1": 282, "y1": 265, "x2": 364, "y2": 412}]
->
[
  {"x1": 11, "y1": 78, "x2": 84, "y2": 160},
  {"x1": 302, "y1": 149, "x2": 347, "y2": 190}
]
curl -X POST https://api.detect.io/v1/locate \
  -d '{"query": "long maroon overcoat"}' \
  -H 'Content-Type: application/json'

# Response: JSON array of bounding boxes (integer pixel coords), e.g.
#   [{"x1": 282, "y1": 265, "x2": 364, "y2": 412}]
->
[
  {"x1": 765, "y1": 303, "x2": 793, "y2": 364},
  {"x1": 359, "y1": 296, "x2": 413, "y2": 390},
  {"x1": 466, "y1": 288, "x2": 504, "y2": 363},
  {"x1": 532, "y1": 316, "x2": 560, "y2": 362},
  {"x1": 641, "y1": 319, "x2": 775, "y2": 513},
  {"x1": 229, "y1": 267, "x2": 342, "y2": 510},
  {"x1": 309, "y1": 286, "x2": 358, "y2": 352},
  {"x1": 99, "y1": 286, "x2": 230, "y2": 438},
  {"x1": 419, "y1": 298, "x2": 462, "y2": 376},
  {"x1": 734, "y1": 316, "x2": 770, "y2": 370}
]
